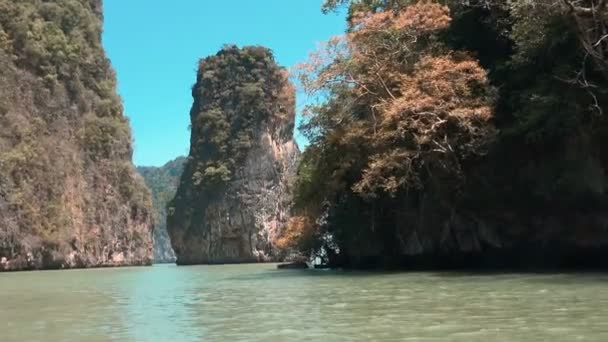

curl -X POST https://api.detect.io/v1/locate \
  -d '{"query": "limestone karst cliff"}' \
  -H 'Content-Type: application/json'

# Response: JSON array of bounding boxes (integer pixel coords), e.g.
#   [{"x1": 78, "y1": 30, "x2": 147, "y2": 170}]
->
[
  {"x1": 167, "y1": 46, "x2": 299, "y2": 264},
  {"x1": 0, "y1": 0, "x2": 153, "y2": 271}
]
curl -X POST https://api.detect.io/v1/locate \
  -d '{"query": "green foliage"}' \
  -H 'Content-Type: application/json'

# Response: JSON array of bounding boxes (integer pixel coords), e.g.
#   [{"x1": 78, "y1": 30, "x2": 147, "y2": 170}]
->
[
  {"x1": 115, "y1": 161, "x2": 150, "y2": 209},
  {"x1": 322, "y1": 0, "x2": 410, "y2": 14},
  {"x1": 138, "y1": 157, "x2": 184, "y2": 217},
  {"x1": 189, "y1": 45, "x2": 287, "y2": 187},
  {"x1": 289, "y1": 0, "x2": 608, "y2": 263},
  {"x1": 0, "y1": 0, "x2": 110, "y2": 99},
  {"x1": 82, "y1": 114, "x2": 132, "y2": 160},
  {"x1": 138, "y1": 157, "x2": 186, "y2": 205}
]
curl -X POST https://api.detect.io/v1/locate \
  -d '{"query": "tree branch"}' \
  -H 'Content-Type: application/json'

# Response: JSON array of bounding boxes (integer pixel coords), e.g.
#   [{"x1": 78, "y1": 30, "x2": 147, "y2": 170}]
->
[{"x1": 563, "y1": 0, "x2": 607, "y2": 16}]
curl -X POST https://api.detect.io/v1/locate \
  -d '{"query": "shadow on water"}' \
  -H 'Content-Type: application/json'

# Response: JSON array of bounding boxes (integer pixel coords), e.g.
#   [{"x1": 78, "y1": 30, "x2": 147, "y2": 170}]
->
[
  {"x1": 222, "y1": 267, "x2": 608, "y2": 287},
  {"x1": 222, "y1": 267, "x2": 399, "y2": 282},
  {"x1": 425, "y1": 270, "x2": 608, "y2": 287},
  {"x1": 430, "y1": 268, "x2": 608, "y2": 277}
]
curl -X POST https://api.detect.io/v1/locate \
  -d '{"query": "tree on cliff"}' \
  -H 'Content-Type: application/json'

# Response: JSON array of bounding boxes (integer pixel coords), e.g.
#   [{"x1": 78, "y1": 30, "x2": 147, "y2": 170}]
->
[
  {"x1": 284, "y1": 2, "x2": 494, "y2": 256},
  {"x1": 283, "y1": 0, "x2": 608, "y2": 266}
]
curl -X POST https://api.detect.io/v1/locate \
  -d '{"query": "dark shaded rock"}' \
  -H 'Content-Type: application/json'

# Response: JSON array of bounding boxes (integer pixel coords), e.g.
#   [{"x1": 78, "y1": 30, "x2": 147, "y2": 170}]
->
[{"x1": 277, "y1": 262, "x2": 309, "y2": 269}]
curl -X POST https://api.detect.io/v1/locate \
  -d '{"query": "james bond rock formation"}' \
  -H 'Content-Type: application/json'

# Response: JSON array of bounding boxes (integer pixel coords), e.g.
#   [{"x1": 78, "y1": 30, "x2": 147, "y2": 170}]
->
[{"x1": 167, "y1": 46, "x2": 299, "y2": 265}]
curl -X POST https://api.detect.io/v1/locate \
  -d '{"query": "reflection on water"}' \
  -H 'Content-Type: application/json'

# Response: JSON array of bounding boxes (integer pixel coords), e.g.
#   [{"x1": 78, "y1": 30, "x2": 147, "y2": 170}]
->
[{"x1": 1, "y1": 264, "x2": 608, "y2": 341}]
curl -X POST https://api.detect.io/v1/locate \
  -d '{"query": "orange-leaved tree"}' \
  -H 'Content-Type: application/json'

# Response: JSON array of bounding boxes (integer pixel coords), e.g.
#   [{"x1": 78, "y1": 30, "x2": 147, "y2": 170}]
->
[{"x1": 286, "y1": 1, "x2": 496, "y2": 255}]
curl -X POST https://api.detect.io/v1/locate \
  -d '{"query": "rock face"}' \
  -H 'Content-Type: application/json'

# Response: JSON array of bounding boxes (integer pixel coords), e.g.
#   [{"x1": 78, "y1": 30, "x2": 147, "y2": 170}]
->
[
  {"x1": 167, "y1": 46, "x2": 299, "y2": 265},
  {"x1": 332, "y1": 131, "x2": 608, "y2": 269},
  {"x1": 0, "y1": 0, "x2": 153, "y2": 271},
  {"x1": 137, "y1": 157, "x2": 186, "y2": 263}
]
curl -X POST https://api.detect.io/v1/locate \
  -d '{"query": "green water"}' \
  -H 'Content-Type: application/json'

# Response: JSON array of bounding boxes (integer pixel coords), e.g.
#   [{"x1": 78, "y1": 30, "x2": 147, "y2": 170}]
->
[{"x1": 1, "y1": 264, "x2": 608, "y2": 341}]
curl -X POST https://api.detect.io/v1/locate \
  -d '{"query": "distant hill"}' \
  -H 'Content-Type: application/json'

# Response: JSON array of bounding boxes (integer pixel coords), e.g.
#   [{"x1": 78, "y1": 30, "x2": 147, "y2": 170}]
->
[{"x1": 138, "y1": 157, "x2": 186, "y2": 263}]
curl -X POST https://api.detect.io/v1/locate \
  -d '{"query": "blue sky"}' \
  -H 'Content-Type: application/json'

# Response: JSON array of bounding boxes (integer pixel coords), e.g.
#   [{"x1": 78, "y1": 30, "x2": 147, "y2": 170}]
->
[{"x1": 102, "y1": 0, "x2": 347, "y2": 167}]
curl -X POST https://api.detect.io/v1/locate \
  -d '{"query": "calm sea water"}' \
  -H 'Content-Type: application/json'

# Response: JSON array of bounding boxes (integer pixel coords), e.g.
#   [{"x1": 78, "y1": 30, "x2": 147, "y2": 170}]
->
[{"x1": 1, "y1": 264, "x2": 608, "y2": 341}]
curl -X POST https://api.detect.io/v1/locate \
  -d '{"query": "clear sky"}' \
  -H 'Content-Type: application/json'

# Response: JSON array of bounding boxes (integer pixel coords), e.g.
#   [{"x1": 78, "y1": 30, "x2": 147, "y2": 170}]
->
[{"x1": 102, "y1": 0, "x2": 347, "y2": 167}]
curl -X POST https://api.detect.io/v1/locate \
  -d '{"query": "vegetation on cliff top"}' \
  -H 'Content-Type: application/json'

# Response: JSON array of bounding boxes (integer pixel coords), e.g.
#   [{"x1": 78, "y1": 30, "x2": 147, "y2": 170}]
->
[
  {"x1": 0, "y1": 0, "x2": 123, "y2": 115},
  {"x1": 184, "y1": 45, "x2": 293, "y2": 188},
  {"x1": 280, "y1": 0, "x2": 608, "y2": 266}
]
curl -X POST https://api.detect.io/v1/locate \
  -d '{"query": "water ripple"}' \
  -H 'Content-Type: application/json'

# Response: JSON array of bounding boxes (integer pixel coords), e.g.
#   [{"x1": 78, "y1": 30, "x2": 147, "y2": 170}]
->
[{"x1": 2, "y1": 264, "x2": 608, "y2": 341}]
